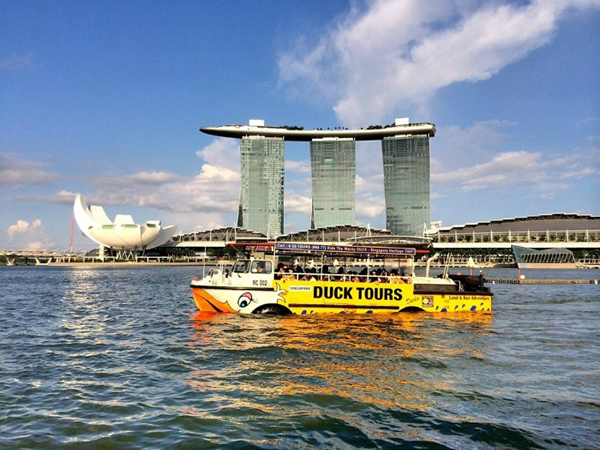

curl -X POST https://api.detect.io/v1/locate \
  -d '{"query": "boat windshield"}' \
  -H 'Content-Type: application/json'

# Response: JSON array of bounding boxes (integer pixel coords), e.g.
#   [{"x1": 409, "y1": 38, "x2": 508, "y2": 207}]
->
[
  {"x1": 251, "y1": 260, "x2": 272, "y2": 274},
  {"x1": 233, "y1": 260, "x2": 250, "y2": 273}
]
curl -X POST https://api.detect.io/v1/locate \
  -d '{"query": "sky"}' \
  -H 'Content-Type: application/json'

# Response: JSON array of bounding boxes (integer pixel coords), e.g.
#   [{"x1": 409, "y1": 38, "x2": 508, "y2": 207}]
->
[{"x1": 1, "y1": 0, "x2": 599, "y2": 252}]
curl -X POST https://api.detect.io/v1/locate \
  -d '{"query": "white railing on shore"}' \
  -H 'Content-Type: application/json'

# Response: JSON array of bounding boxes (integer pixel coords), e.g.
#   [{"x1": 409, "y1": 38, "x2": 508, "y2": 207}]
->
[{"x1": 433, "y1": 229, "x2": 600, "y2": 244}]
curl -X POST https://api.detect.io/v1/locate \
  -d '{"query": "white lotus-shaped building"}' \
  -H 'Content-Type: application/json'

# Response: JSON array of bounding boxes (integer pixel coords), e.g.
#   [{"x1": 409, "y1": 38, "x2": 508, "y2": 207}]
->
[{"x1": 74, "y1": 195, "x2": 176, "y2": 251}]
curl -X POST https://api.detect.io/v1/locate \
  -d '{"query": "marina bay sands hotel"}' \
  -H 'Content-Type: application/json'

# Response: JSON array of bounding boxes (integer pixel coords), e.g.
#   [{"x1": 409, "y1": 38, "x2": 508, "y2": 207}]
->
[{"x1": 201, "y1": 118, "x2": 435, "y2": 238}]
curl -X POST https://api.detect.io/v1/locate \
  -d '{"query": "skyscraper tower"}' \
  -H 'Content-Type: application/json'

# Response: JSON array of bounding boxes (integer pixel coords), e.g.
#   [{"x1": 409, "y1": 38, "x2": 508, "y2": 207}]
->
[
  {"x1": 310, "y1": 138, "x2": 356, "y2": 228},
  {"x1": 382, "y1": 135, "x2": 431, "y2": 236},
  {"x1": 201, "y1": 118, "x2": 435, "y2": 238},
  {"x1": 238, "y1": 135, "x2": 285, "y2": 237}
]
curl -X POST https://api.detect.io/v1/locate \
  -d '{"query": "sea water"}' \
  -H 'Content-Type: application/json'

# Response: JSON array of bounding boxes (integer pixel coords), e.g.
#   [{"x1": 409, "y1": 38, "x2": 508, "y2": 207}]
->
[{"x1": 1, "y1": 266, "x2": 598, "y2": 449}]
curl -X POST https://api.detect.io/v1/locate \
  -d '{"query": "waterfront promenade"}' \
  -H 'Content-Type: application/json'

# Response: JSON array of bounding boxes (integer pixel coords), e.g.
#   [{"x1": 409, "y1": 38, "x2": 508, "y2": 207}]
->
[
  {"x1": 2, "y1": 251, "x2": 598, "y2": 285},
  {"x1": 0, "y1": 250, "x2": 213, "y2": 267},
  {"x1": 485, "y1": 277, "x2": 600, "y2": 285}
]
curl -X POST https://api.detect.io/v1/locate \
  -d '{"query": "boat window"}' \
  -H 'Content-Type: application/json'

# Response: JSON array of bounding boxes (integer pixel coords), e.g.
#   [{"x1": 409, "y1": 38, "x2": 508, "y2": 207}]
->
[
  {"x1": 233, "y1": 261, "x2": 250, "y2": 273},
  {"x1": 251, "y1": 260, "x2": 272, "y2": 274}
]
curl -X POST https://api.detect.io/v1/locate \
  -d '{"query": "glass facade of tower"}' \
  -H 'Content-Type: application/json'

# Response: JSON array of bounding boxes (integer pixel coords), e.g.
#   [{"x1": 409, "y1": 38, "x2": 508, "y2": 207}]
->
[
  {"x1": 382, "y1": 135, "x2": 430, "y2": 236},
  {"x1": 238, "y1": 136, "x2": 285, "y2": 237},
  {"x1": 310, "y1": 138, "x2": 356, "y2": 228}
]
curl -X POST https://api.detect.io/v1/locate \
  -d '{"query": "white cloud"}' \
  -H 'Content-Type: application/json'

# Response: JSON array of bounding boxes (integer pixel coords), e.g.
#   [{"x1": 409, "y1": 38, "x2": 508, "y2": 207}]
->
[
  {"x1": 0, "y1": 152, "x2": 59, "y2": 185},
  {"x1": 557, "y1": 147, "x2": 600, "y2": 180},
  {"x1": 7, "y1": 219, "x2": 40, "y2": 238},
  {"x1": 284, "y1": 191, "x2": 312, "y2": 215},
  {"x1": 432, "y1": 150, "x2": 579, "y2": 192},
  {"x1": 286, "y1": 160, "x2": 312, "y2": 173},
  {"x1": 21, "y1": 138, "x2": 242, "y2": 236},
  {"x1": 560, "y1": 167, "x2": 600, "y2": 179},
  {"x1": 6, "y1": 219, "x2": 55, "y2": 250},
  {"x1": 356, "y1": 194, "x2": 385, "y2": 221},
  {"x1": 356, "y1": 173, "x2": 383, "y2": 194},
  {"x1": 279, "y1": 0, "x2": 600, "y2": 126},
  {"x1": 76, "y1": 138, "x2": 242, "y2": 214},
  {"x1": 195, "y1": 137, "x2": 241, "y2": 172},
  {"x1": 126, "y1": 171, "x2": 179, "y2": 184},
  {"x1": 196, "y1": 164, "x2": 239, "y2": 182},
  {"x1": 16, "y1": 190, "x2": 79, "y2": 204}
]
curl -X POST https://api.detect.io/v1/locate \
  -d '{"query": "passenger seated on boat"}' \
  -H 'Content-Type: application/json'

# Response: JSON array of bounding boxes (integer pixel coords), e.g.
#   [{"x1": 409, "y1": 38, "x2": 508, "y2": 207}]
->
[
  {"x1": 389, "y1": 269, "x2": 405, "y2": 284},
  {"x1": 275, "y1": 263, "x2": 286, "y2": 280},
  {"x1": 379, "y1": 269, "x2": 389, "y2": 284},
  {"x1": 283, "y1": 268, "x2": 296, "y2": 280},
  {"x1": 335, "y1": 267, "x2": 347, "y2": 281},
  {"x1": 370, "y1": 270, "x2": 379, "y2": 283},
  {"x1": 359, "y1": 267, "x2": 368, "y2": 280},
  {"x1": 303, "y1": 268, "x2": 317, "y2": 281},
  {"x1": 304, "y1": 267, "x2": 317, "y2": 278}
]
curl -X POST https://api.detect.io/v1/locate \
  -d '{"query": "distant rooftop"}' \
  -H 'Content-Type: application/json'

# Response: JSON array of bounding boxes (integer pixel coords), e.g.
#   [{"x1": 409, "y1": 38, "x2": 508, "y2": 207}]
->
[
  {"x1": 200, "y1": 118, "x2": 436, "y2": 141},
  {"x1": 433, "y1": 213, "x2": 600, "y2": 233}
]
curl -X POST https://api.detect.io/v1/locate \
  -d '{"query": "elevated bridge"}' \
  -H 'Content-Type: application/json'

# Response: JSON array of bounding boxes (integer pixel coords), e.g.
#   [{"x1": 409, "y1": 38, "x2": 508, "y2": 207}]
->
[{"x1": 0, "y1": 250, "x2": 81, "y2": 265}]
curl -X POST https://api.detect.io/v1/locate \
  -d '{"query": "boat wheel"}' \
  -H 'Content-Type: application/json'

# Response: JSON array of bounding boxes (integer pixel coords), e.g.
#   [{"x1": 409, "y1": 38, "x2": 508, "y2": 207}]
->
[{"x1": 252, "y1": 304, "x2": 292, "y2": 315}]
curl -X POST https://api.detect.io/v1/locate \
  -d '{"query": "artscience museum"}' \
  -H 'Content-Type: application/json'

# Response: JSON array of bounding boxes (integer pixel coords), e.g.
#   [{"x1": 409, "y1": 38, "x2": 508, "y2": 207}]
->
[{"x1": 73, "y1": 195, "x2": 176, "y2": 255}]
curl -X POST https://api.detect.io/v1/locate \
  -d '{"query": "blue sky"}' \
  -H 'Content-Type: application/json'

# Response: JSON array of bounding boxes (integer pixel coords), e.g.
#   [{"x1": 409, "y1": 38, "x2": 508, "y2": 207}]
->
[{"x1": 1, "y1": 0, "x2": 599, "y2": 251}]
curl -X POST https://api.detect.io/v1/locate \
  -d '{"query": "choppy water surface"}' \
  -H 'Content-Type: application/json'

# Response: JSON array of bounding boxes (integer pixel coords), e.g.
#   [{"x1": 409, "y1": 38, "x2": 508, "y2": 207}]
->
[{"x1": 1, "y1": 266, "x2": 599, "y2": 449}]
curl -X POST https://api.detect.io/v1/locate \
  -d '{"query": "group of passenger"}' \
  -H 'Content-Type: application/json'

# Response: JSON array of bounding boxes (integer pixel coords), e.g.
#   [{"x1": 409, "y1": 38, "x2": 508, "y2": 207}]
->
[{"x1": 274, "y1": 263, "x2": 409, "y2": 284}]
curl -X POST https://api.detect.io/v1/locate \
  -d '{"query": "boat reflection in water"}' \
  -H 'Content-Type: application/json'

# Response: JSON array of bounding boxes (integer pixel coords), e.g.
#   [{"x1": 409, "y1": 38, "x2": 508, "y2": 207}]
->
[{"x1": 185, "y1": 311, "x2": 493, "y2": 434}]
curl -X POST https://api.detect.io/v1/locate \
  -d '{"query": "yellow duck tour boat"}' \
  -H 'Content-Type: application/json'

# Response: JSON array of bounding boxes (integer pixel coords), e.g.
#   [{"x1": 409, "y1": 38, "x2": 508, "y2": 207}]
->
[{"x1": 190, "y1": 243, "x2": 492, "y2": 315}]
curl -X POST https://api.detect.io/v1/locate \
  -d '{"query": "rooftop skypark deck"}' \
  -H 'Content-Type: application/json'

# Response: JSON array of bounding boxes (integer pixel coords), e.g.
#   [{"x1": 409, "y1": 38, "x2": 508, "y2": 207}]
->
[{"x1": 200, "y1": 121, "x2": 436, "y2": 141}]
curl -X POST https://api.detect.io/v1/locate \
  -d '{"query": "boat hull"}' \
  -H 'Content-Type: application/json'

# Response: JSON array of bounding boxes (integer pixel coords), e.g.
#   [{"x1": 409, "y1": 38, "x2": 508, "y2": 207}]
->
[{"x1": 191, "y1": 279, "x2": 492, "y2": 314}]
